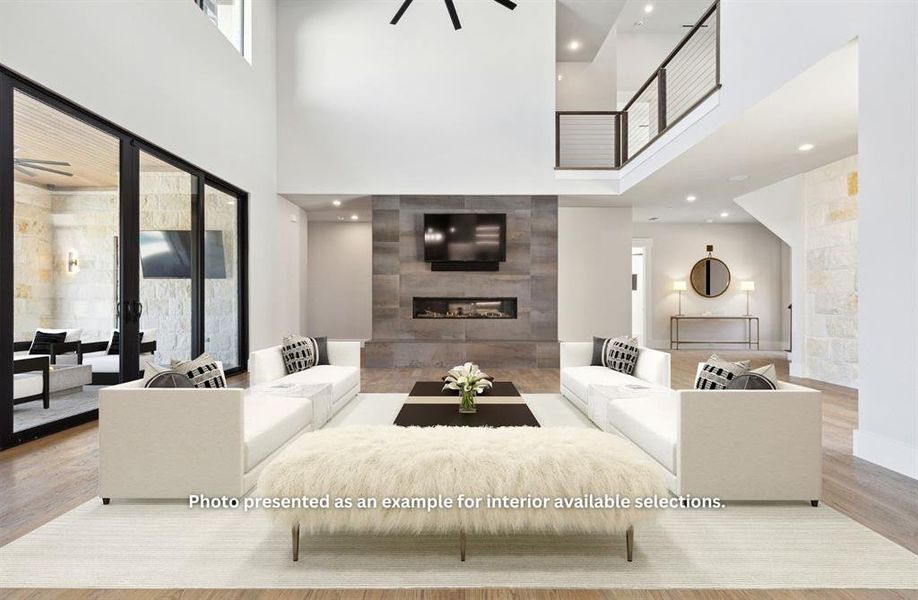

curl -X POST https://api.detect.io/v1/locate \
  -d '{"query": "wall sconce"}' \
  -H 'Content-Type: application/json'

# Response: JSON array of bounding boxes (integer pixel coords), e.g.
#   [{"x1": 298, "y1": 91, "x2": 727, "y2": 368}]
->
[
  {"x1": 672, "y1": 280, "x2": 687, "y2": 316},
  {"x1": 740, "y1": 280, "x2": 755, "y2": 315},
  {"x1": 67, "y1": 252, "x2": 79, "y2": 274}
]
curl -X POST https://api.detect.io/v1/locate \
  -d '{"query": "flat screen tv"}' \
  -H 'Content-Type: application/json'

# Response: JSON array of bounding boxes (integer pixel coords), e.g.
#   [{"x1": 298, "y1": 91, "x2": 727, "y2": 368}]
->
[
  {"x1": 139, "y1": 230, "x2": 227, "y2": 279},
  {"x1": 423, "y1": 213, "x2": 507, "y2": 263}
]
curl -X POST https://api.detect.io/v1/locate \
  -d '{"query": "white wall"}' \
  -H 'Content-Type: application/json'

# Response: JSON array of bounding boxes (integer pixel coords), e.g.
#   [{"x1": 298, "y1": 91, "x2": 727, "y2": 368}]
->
[
  {"x1": 558, "y1": 207, "x2": 632, "y2": 341},
  {"x1": 632, "y1": 222, "x2": 786, "y2": 351},
  {"x1": 556, "y1": 27, "x2": 617, "y2": 111},
  {"x1": 735, "y1": 174, "x2": 806, "y2": 373},
  {"x1": 615, "y1": 31, "x2": 683, "y2": 106},
  {"x1": 306, "y1": 222, "x2": 372, "y2": 341},
  {"x1": 0, "y1": 0, "x2": 302, "y2": 353},
  {"x1": 276, "y1": 0, "x2": 560, "y2": 195}
]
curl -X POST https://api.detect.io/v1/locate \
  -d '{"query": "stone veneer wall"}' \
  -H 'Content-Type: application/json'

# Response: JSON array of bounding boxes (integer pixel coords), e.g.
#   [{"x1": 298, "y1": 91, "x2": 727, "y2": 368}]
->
[
  {"x1": 12, "y1": 175, "x2": 239, "y2": 367},
  {"x1": 13, "y1": 182, "x2": 55, "y2": 341},
  {"x1": 805, "y1": 155, "x2": 858, "y2": 387},
  {"x1": 365, "y1": 196, "x2": 559, "y2": 369}
]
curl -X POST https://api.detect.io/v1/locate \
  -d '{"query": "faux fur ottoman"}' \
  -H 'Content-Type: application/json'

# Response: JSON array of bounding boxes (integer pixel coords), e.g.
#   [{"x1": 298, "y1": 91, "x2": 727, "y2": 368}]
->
[{"x1": 257, "y1": 425, "x2": 667, "y2": 562}]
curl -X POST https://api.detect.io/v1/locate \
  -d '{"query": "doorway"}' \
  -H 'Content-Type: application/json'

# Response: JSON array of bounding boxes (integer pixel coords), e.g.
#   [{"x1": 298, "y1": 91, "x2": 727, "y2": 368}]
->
[{"x1": 631, "y1": 239, "x2": 652, "y2": 347}]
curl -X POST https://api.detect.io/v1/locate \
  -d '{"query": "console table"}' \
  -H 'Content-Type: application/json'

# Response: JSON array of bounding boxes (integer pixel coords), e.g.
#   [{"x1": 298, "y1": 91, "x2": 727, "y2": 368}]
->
[{"x1": 670, "y1": 315, "x2": 760, "y2": 350}]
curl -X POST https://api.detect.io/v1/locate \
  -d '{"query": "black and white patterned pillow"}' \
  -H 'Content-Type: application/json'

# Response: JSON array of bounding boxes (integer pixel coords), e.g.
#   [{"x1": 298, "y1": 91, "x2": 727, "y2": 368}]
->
[
  {"x1": 171, "y1": 353, "x2": 226, "y2": 389},
  {"x1": 282, "y1": 336, "x2": 320, "y2": 374},
  {"x1": 695, "y1": 354, "x2": 750, "y2": 390},
  {"x1": 601, "y1": 336, "x2": 640, "y2": 375}
]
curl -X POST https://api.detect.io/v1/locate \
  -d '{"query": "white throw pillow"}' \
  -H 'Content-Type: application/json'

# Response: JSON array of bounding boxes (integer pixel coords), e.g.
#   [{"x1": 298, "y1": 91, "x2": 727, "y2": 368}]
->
[{"x1": 749, "y1": 364, "x2": 778, "y2": 387}]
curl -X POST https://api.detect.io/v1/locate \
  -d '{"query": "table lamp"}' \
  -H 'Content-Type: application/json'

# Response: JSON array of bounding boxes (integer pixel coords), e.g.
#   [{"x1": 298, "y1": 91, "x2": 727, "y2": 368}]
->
[
  {"x1": 673, "y1": 280, "x2": 687, "y2": 316},
  {"x1": 741, "y1": 280, "x2": 755, "y2": 315}
]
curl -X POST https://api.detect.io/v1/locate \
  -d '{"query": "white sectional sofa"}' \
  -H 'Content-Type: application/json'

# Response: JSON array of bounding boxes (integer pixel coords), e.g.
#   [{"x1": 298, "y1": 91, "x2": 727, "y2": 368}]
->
[
  {"x1": 560, "y1": 342, "x2": 822, "y2": 503},
  {"x1": 99, "y1": 341, "x2": 361, "y2": 502},
  {"x1": 560, "y1": 341, "x2": 672, "y2": 415},
  {"x1": 249, "y1": 341, "x2": 361, "y2": 418}
]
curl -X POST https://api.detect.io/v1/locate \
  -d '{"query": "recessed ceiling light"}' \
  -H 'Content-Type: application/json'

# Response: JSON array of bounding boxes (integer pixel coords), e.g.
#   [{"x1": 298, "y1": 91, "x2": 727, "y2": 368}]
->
[
  {"x1": 568, "y1": 40, "x2": 581, "y2": 51},
  {"x1": 720, "y1": 211, "x2": 729, "y2": 218},
  {"x1": 557, "y1": 74, "x2": 563, "y2": 81},
  {"x1": 686, "y1": 195, "x2": 697, "y2": 202},
  {"x1": 332, "y1": 199, "x2": 342, "y2": 207},
  {"x1": 350, "y1": 214, "x2": 359, "y2": 221},
  {"x1": 728, "y1": 174, "x2": 749, "y2": 182},
  {"x1": 644, "y1": 4, "x2": 654, "y2": 14},
  {"x1": 337, "y1": 216, "x2": 345, "y2": 221},
  {"x1": 798, "y1": 143, "x2": 815, "y2": 152}
]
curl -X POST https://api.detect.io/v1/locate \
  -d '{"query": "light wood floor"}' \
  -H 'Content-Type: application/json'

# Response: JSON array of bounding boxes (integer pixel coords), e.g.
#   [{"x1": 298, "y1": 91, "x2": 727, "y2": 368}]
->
[{"x1": 1, "y1": 351, "x2": 916, "y2": 599}]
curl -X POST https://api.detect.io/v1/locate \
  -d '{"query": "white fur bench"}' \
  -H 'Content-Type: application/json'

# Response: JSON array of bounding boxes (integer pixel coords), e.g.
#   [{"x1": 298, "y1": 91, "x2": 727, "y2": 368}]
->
[{"x1": 257, "y1": 425, "x2": 667, "y2": 562}]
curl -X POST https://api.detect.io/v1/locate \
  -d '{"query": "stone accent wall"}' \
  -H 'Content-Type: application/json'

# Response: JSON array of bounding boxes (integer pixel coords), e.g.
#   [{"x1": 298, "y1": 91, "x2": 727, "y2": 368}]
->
[
  {"x1": 13, "y1": 182, "x2": 54, "y2": 341},
  {"x1": 805, "y1": 155, "x2": 858, "y2": 387},
  {"x1": 365, "y1": 196, "x2": 559, "y2": 369},
  {"x1": 52, "y1": 191, "x2": 120, "y2": 344}
]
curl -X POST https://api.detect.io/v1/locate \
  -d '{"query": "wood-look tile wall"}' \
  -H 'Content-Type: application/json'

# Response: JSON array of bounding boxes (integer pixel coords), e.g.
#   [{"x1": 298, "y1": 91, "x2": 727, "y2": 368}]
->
[{"x1": 365, "y1": 196, "x2": 559, "y2": 368}]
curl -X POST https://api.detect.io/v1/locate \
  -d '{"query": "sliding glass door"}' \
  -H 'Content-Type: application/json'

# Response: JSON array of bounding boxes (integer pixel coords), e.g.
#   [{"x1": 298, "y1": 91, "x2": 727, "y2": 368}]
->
[
  {"x1": 138, "y1": 151, "x2": 197, "y2": 365},
  {"x1": 9, "y1": 89, "x2": 123, "y2": 434},
  {"x1": 204, "y1": 184, "x2": 241, "y2": 370},
  {"x1": 0, "y1": 66, "x2": 248, "y2": 448}
]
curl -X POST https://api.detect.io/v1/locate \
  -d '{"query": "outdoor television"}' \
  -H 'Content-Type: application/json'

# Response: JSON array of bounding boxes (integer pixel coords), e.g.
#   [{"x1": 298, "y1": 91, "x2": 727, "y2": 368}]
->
[{"x1": 139, "y1": 230, "x2": 228, "y2": 279}]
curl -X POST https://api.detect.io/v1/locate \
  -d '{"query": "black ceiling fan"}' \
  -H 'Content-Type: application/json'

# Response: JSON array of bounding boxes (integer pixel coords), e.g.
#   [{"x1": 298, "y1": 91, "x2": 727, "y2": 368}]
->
[{"x1": 391, "y1": 0, "x2": 517, "y2": 31}]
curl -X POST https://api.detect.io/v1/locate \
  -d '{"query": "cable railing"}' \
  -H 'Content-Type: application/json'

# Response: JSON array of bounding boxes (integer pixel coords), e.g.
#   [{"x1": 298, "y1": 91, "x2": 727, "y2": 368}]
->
[{"x1": 556, "y1": 0, "x2": 720, "y2": 170}]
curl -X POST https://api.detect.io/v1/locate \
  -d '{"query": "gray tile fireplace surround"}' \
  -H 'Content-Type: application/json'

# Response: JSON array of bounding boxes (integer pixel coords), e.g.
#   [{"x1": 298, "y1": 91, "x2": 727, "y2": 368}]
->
[{"x1": 366, "y1": 195, "x2": 559, "y2": 368}]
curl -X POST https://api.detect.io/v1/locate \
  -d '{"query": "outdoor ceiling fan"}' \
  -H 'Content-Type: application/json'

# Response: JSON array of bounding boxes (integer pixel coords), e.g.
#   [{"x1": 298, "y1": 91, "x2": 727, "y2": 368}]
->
[
  {"x1": 13, "y1": 145, "x2": 73, "y2": 178},
  {"x1": 391, "y1": 0, "x2": 517, "y2": 31}
]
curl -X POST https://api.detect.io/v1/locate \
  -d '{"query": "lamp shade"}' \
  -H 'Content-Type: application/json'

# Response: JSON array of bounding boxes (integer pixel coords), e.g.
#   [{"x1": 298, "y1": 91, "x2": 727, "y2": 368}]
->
[
  {"x1": 740, "y1": 280, "x2": 756, "y2": 291},
  {"x1": 672, "y1": 280, "x2": 687, "y2": 291}
]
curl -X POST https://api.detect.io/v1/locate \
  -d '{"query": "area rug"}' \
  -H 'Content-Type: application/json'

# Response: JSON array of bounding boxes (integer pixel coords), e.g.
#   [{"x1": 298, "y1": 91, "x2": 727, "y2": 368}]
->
[{"x1": 1, "y1": 393, "x2": 916, "y2": 589}]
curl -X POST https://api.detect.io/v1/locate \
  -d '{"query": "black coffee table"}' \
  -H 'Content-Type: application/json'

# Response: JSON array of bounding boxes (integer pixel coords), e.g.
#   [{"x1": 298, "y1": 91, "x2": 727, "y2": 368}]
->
[{"x1": 394, "y1": 381, "x2": 539, "y2": 428}]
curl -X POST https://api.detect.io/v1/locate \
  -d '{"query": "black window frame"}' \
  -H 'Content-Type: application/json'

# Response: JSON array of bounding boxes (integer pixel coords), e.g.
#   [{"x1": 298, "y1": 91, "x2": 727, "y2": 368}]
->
[
  {"x1": 0, "y1": 63, "x2": 250, "y2": 450},
  {"x1": 194, "y1": 0, "x2": 246, "y2": 57}
]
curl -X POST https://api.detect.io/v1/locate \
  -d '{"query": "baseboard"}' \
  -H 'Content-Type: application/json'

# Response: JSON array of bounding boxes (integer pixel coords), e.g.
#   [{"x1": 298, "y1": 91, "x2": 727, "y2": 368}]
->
[{"x1": 853, "y1": 429, "x2": 918, "y2": 480}]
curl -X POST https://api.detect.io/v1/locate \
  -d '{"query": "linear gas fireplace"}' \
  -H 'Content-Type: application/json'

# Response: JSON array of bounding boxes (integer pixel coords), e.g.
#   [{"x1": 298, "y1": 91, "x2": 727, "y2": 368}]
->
[{"x1": 413, "y1": 297, "x2": 517, "y2": 320}]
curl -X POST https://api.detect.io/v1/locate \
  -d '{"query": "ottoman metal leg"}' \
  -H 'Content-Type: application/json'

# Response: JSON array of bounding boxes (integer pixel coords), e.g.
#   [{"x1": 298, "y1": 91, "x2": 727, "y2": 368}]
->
[
  {"x1": 292, "y1": 523, "x2": 300, "y2": 562},
  {"x1": 459, "y1": 529, "x2": 467, "y2": 562},
  {"x1": 626, "y1": 525, "x2": 634, "y2": 562}
]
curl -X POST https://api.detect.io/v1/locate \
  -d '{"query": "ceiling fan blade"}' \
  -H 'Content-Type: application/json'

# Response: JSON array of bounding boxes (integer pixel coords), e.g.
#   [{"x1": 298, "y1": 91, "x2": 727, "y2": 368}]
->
[
  {"x1": 21, "y1": 164, "x2": 73, "y2": 177},
  {"x1": 16, "y1": 158, "x2": 72, "y2": 166},
  {"x1": 491, "y1": 0, "x2": 517, "y2": 9},
  {"x1": 444, "y1": 0, "x2": 461, "y2": 29},
  {"x1": 390, "y1": 0, "x2": 414, "y2": 24},
  {"x1": 14, "y1": 165, "x2": 35, "y2": 177}
]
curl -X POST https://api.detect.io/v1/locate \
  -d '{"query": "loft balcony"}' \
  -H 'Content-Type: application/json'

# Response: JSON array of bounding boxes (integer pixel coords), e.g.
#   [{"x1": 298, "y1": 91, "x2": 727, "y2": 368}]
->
[{"x1": 556, "y1": 1, "x2": 720, "y2": 171}]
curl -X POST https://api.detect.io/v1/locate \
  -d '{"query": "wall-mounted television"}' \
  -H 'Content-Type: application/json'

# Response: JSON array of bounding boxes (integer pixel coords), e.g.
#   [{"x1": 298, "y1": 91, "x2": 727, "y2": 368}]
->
[
  {"x1": 139, "y1": 230, "x2": 227, "y2": 279},
  {"x1": 423, "y1": 213, "x2": 507, "y2": 264}
]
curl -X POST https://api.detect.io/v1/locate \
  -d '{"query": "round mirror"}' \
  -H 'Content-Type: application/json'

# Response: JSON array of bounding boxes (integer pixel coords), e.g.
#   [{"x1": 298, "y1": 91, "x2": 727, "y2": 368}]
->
[{"x1": 690, "y1": 257, "x2": 731, "y2": 298}]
